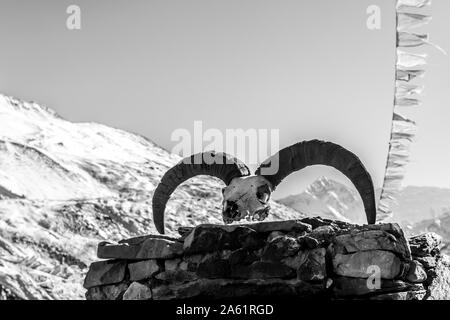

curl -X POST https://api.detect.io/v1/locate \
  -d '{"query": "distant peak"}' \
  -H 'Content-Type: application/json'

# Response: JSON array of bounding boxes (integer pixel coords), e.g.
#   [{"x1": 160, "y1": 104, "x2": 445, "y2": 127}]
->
[
  {"x1": 306, "y1": 176, "x2": 358, "y2": 198},
  {"x1": 308, "y1": 176, "x2": 339, "y2": 190},
  {"x1": 316, "y1": 176, "x2": 333, "y2": 184},
  {"x1": 0, "y1": 93, "x2": 63, "y2": 120}
]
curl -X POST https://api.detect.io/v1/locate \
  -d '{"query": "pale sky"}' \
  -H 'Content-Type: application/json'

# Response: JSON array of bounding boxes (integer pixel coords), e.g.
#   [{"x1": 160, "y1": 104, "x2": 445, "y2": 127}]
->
[{"x1": 0, "y1": 0, "x2": 449, "y2": 199}]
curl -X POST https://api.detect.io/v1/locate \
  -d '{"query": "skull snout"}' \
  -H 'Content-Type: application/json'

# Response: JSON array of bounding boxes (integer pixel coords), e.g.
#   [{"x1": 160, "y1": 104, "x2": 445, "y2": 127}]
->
[{"x1": 253, "y1": 205, "x2": 271, "y2": 221}]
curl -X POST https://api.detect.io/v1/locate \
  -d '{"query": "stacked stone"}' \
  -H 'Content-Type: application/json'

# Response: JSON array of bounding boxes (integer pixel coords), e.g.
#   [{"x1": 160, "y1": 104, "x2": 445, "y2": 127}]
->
[
  {"x1": 83, "y1": 218, "x2": 446, "y2": 300},
  {"x1": 409, "y1": 233, "x2": 450, "y2": 300}
]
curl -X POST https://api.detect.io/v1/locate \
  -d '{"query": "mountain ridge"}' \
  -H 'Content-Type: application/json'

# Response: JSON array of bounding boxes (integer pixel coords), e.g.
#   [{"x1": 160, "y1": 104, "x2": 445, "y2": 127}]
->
[{"x1": 0, "y1": 93, "x2": 302, "y2": 299}]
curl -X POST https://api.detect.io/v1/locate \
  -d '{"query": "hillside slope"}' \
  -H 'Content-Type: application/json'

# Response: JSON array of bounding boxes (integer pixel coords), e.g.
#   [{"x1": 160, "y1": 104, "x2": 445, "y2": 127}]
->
[{"x1": 0, "y1": 94, "x2": 302, "y2": 300}]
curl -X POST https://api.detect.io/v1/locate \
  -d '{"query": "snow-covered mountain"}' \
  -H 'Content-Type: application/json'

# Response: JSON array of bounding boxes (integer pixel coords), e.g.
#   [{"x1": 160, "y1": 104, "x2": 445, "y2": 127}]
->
[
  {"x1": 277, "y1": 177, "x2": 369, "y2": 225},
  {"x1": 278, "y1": 177, "x2": 450, "y2": 247},
  {"x1": 0, "y1": 93, "x2": 302, "y2": 300}
]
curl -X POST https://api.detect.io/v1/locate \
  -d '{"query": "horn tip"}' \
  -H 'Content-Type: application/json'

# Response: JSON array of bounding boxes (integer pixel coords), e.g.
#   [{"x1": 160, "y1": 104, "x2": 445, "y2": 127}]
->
[{"x1": 155, "y1": 223, "x2": 165, "y2": 235}]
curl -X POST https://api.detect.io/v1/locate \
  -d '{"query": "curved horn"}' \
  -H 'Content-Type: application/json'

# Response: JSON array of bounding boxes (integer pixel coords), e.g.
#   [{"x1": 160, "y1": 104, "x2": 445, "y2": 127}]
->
[
  {"x1": 152, "y1": 151, "x2": 250, "y2": 234},
  {"x1": 255, "y1": 140, "x2": 377, "y2": 224}
]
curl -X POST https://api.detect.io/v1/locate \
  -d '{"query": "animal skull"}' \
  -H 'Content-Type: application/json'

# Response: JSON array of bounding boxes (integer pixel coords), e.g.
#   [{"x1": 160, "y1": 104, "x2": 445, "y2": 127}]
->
[
  {"x1": 152, "y1": 140, "x2": 377, "y2": 234},
  {"x1": 221, "y1": 176, "x2": 273, "y2": 224}
]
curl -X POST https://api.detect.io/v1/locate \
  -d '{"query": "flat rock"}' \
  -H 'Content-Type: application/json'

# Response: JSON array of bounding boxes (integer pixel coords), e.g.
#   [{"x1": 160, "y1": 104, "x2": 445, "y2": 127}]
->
[
  {"x1": 183, "y1": 252, "x2": 220, "y2": 271},
  {"x1": 165, "y1": 258, "x2": 181, "y2": 272},
  {"x1": 85, "y1": 282, "x2": 129, "y2": 300},
  {"x1": 244, "y1": 220, "x2": 312, "y2": 234},
  {"x1": 261, "y1": 235, "x2": 300, "y2": 261},
  {"x1": 297, "y1": 248, "x2": 326, "y2": 281},
  {"x1": 267, "y1": 231, "x2": 284, "y2": 242},
  {"x1": 123, "y1": 282, "x2": 152, "y2": 300},
  {"x1": 181, "y1": 221, "x2": 311, "y2": 255},
  {"x1": 228, "y1": 249, "x2": 259, "y2": 266},
  {"x1": 299, "y1": 217, "x2": 336, "y2": 229},
  {"x1": 119, "y1": 234, "x2": 180, "y2": 245},
  {"x1": 128, "y1": 260, "x2": 159, "y2": 281},
  {"x1": 334, "y1": 229, "x2": 411, "y2": 260},
  {"x1": 83, "y1": 260, "x2": 127, "y2": 289},
  {"x1": 181, "y1": 220, "x2": 312, "y2": 234},
  {"x1": 231, "y1": 261, "x2": 295, "y2": 279},
  {"x1": 333, "y1": 250, "x2": 402, "y2": 279},
  {"x1": 297, "y1": 236, "x2": 320, "y2": 249},
  {"x1": 183, "y1": 225, "x2": 264, "y2": 254},
  {"x1": 98, "y1": 238, "x2": 183, "y2": 260},
  {"x1": 409, "y1": 233, "x2": 442, "y2": 257},
  {"x1": 309, "y1": 225, "x2": 337, "y2": 244},
  {"x1": 197, "y1": 257, "x2": 230, "y2": 279},
  {"x1": 155, "y1": 270, "x2": 198, "y2": 284},
  {"x1": 369, "y1": 223, "x2": 406, "y2": 239},
  {"x1": 282, "y1": 251, "x2": 308, "y2": 270},
  {"x1": 406, "y1": 260, "x2": 427, "y2": 284}
]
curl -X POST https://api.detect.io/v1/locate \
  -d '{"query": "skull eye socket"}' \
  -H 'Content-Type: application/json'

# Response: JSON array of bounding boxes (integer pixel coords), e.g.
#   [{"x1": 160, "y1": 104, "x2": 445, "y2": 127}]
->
[
  {"x1": 256, "y1": 184, "x2": 271, "y2": 204},
  {"x1": 221, "y1": 188, "x2": 225, "y2": 194},
  {"x1": 256, "y1": 192, "x2": 269, "y2": 204}
]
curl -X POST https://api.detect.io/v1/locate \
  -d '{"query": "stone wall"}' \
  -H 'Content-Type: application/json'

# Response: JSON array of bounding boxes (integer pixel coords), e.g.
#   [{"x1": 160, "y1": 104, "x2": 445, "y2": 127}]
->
[{"x1": 83, "y1": 218, "x2": 449, "y2": 300}]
